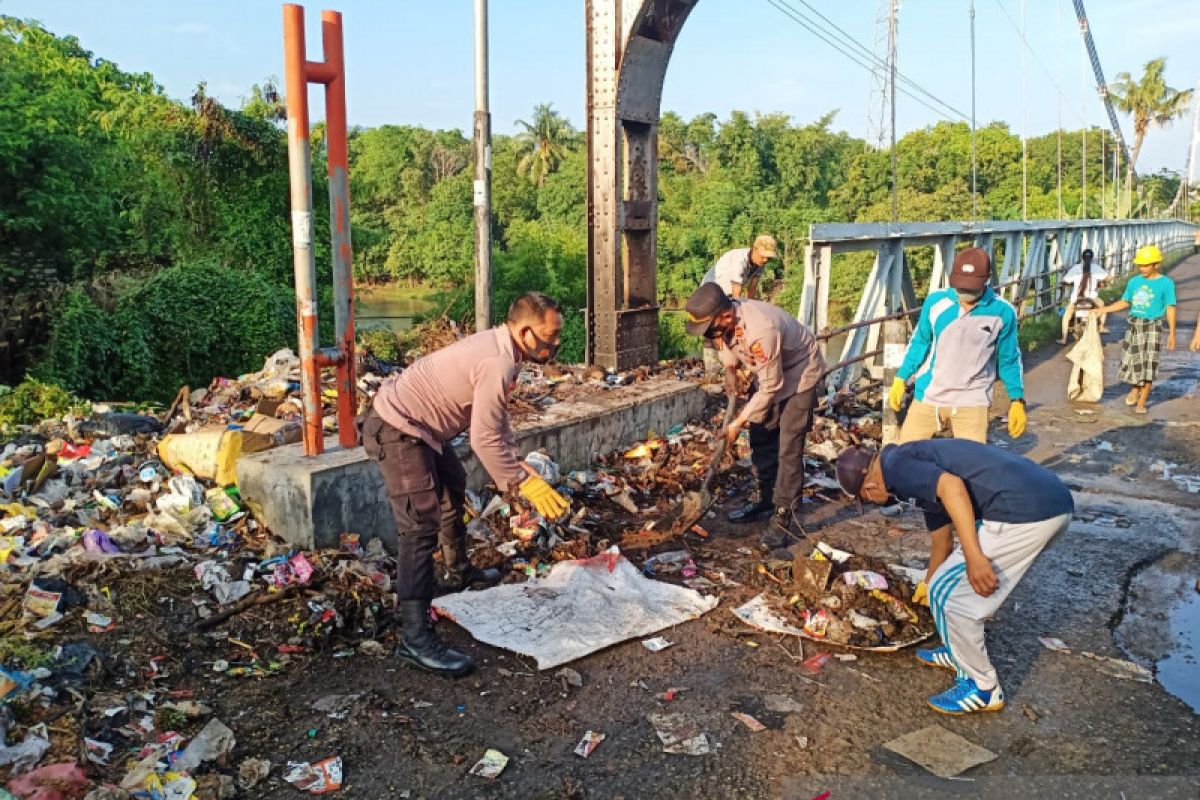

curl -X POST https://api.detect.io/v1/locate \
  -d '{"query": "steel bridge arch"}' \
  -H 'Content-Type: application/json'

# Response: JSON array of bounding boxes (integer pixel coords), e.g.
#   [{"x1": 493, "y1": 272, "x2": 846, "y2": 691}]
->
[{"x1": 586, "y1": 0, "x2": 697, "y2": 369}]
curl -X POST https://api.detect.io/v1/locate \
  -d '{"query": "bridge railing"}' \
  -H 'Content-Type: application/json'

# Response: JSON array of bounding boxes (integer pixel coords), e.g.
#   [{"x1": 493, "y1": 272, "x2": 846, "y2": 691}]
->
[{"x1": 798, "y1": 218, "x2": 1199, "y2": 390}]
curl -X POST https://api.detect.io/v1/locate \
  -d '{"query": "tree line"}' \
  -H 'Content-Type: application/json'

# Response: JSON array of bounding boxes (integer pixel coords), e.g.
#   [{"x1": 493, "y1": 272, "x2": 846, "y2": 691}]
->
[{"x1": 0, "y1": 16, "x2": 1190, "y2": 398}]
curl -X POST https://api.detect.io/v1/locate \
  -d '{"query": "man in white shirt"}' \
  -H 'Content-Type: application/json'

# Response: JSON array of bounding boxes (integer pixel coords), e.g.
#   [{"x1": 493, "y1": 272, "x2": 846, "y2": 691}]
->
[
  {"x1": 1059, "y1": 248, "x2": 1109, "y2": 344},
  {"x1": 700, "y1": 235, "x2": 778, "y2": 371}
]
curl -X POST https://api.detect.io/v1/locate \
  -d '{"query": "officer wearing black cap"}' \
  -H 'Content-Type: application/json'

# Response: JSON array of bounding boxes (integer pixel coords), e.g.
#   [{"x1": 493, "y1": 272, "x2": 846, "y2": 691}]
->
[{"x1": 684, "y1": 283, "x2": 826, "y2": 549}]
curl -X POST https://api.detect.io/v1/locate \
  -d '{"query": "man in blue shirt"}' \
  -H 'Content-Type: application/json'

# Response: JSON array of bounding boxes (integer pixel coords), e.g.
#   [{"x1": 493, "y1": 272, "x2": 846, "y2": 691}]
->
[
  {"x1": 836, "y1": 441, "x2": 1074, "y2": 716},
  {"x1": 888, "y1": 248, "x2": 1026, "y2": 443}
]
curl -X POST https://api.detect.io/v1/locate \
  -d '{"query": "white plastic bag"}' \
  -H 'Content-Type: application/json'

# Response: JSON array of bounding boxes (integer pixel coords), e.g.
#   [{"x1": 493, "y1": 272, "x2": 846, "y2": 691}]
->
[{"x1": 1066, "y1": 314, "x2": 1104, "y2": 403}]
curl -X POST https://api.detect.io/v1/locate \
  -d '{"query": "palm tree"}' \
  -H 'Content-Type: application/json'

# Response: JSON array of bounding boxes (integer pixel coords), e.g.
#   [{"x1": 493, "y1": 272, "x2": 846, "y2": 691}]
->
[
  {"x1": 514, "y1": 103, "x2": 575, "y2": 186},
  {"x1": 1108, "y1": 58, "x2": 1194, "y2": 214}
]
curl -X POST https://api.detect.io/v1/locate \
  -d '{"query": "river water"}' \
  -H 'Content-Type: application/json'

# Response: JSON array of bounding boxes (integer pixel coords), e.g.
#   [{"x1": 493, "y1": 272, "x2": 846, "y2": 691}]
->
[{"x1": 355, "y1": 284, "x2": 438, "y2": 332}]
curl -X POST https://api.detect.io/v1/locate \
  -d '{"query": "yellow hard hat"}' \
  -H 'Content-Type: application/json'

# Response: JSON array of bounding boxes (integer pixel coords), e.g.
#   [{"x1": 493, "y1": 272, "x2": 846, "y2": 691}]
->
[{"x1": 1133, "y1": 245, "x2": 1162, "y2": 265}]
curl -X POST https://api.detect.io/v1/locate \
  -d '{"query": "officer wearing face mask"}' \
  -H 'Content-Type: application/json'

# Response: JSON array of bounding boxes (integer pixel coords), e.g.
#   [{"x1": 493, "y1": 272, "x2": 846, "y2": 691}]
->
[
  {"x1": 887, "y1": 248, "x2": 1026, "y2": 443},
  {"x1": 362, "y1": 291, "x2": 569, "y2": 677},
  {"x1": 684, "y1": 283, "x2": 825, "y2": 551}
]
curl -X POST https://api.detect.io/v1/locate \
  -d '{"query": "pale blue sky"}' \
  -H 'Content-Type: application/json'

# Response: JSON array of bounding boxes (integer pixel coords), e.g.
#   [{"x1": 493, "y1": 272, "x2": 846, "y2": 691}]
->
[{"x1": 6, "y1": 0, "x2": 1198, "y2": 174}]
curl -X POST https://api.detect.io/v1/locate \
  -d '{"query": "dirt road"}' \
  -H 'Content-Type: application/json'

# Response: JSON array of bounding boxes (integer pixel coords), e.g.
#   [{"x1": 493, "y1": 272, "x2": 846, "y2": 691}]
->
[{"x1": 221, "y1": 256, "x2": 1200, "y2": 799}]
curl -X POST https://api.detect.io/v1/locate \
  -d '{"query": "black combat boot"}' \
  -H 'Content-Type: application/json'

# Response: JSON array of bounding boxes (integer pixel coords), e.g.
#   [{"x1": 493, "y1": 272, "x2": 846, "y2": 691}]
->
[
  {"x1": 395, "y1": 600, "x2": 474, "y2": 677},
  {"x1": 437, "y1": 543, "x2": 501, "y2": 593},
  {"x1": 758, "y1": 507, "x2": 799, "y2": 551},
  {"x1": 727, "y1": 493, "x2": 774, "y2": 523}
]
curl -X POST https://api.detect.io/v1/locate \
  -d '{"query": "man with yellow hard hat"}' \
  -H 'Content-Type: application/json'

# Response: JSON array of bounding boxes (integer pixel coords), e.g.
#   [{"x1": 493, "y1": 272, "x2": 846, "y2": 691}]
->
[{"x1": 1092, "y1": 245, "x2": 1177, "y2": 414}]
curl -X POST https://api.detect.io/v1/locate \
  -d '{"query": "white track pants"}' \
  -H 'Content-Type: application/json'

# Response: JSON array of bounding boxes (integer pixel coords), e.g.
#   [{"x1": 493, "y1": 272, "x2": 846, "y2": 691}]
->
[{"x1": 929, "y1": 513, "x2": 1072, "y2": 690}]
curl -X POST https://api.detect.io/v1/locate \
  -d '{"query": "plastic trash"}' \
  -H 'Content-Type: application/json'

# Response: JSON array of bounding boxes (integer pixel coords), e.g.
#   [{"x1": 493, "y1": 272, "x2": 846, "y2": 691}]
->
[
  {"x1": 574, "y1": 731, "x2": 605, "y2": 758},
  {"x1": 79, "y1": 412, "x2": 163, "y2": 438},
  {"x1": 468, "y1": 749, "x2": 508, "y2": 779},
  {"x1": 173, "y1": 717, "x2": 235, "y2": 772},
  {"x1": 524, "y1": 451, "x2": 561, "y2": 485},
  {"x1": 0, "y1": 721, "x2": 50, "y2": 773},
  {"x1": 81, "y1": 528, "x2": 119, "y2": 554},
  {"x1": 5, "y1": 762, "x2": 89, "y2": 798},
  {"x1": 284, "y1": 756, "x2": 343, "y2": 794},
  {"x1": 642, "y1": 637, "x2": 673, "y2": 652},
  {"x1": 842, "y1": 570, "x2": 889, "y2": 590}
]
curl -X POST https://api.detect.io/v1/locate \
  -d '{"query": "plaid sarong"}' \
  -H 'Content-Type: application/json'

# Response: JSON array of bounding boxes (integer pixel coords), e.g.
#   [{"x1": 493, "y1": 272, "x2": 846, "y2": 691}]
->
[{"x1": 1118, "y1": 317, "x2": 1162, "y2": 385}]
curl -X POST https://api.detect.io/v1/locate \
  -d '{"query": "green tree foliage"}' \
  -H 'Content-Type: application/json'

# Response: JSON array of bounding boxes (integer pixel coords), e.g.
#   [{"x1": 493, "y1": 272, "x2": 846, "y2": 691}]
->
[
  {"x1": 35, "y1": 264, "x2": 295, "y2": 402},
  {"x1": 4, "y1": 16, "x2": 1188, "y2": 394},
  {"x1": 0, "y1": 17, "x2": 302, "y2": 287}
]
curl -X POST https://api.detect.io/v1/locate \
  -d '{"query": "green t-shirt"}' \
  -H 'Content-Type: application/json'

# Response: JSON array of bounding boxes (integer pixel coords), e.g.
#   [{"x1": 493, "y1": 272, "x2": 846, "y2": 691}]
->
[{"x1": 1122, "y1": 275, "x2": 1176, "y2": 320}]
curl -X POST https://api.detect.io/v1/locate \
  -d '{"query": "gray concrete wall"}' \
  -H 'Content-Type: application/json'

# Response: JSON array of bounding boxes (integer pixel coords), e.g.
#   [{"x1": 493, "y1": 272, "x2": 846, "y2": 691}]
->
[{"x1": 237, "y1": 377, "x2": 708, "y2": 551}]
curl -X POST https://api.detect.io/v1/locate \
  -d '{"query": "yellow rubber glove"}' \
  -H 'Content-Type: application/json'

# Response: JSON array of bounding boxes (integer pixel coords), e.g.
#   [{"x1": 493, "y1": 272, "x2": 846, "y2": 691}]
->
[
  {"x1": 888, "y1": 377, "x2": 907, "y2": 413},
  {"x1": 519, "y1": 475, "x2": 569, "y2": 520},
  {"x1": 912, "y1": 581, "x2": 930, "y2": 607},
  {"x1": 1007, "y1": 400, "x2": 1027, "y2": 438}
]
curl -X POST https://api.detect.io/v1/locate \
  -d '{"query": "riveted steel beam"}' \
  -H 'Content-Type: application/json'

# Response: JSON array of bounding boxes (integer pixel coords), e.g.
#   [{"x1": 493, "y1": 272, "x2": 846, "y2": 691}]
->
[{"x1": 586, "y1": 0, "x2": 697, "y2": 369}]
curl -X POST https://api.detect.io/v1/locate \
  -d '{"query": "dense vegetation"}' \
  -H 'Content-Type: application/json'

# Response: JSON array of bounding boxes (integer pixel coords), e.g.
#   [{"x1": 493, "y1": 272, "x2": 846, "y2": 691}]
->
[{"x1": 0, "y1": 17, "x2": 1189, "y2": 399}]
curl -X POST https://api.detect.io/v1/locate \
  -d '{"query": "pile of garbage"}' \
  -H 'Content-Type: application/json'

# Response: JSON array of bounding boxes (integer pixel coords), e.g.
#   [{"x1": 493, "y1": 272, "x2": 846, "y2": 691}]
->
[
  {"x1": 745, "y1": 543, "x2": 935, "y2": 650},
  {"x1": 0, "y1": 339, "x2": 887, "y2": 794}
]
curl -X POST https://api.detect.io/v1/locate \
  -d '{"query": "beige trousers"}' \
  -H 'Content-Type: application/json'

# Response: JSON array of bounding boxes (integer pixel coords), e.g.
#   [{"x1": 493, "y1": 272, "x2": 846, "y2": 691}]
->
[{"x1": 898, "y1": 400, "x2": 988, "y2": 444}]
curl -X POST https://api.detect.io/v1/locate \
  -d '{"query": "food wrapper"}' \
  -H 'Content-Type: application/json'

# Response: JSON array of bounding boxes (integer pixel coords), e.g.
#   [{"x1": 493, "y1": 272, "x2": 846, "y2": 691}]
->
[
  {"x1": 469, "y1": 748, "x2": 509, "y2": 779},
  {"x1": 284, "y1": 756, "x2": 343, "y2": 794},
  {"x1": 802, "y1": 608, "x2": 829, "y2": 638}
]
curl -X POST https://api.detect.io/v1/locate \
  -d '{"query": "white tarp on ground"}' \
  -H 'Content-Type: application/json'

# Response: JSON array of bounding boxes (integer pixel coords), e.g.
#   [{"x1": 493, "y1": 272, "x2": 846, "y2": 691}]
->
[{"x1": 433, "y1": 547, "x2": 719, "y2": 670}]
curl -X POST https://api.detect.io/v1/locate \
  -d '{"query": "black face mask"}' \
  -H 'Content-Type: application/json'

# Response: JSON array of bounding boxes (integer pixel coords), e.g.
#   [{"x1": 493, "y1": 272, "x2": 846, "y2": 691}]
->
[{"x1": 522, "y1": 328, "x2": 559, "y2": 364}]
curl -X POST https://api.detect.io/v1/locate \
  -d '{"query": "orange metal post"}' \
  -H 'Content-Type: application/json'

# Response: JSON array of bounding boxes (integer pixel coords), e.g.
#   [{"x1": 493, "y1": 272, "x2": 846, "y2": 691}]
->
[
  {"x1": 282, "y1": 4, "x2": 323, "y2": 455},
  {"x1": 282, "y1": 4, "x2": 358, "y2": 455},
  {"x1": 319, "y1": 10, "x2": 358, "y2": 450}
]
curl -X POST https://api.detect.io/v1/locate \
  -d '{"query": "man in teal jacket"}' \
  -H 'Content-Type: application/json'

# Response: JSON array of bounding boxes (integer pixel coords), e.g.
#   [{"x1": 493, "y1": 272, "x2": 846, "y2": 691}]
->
[{"x1": 888, "y1": 248, "x2": 1027, "y2": 443}]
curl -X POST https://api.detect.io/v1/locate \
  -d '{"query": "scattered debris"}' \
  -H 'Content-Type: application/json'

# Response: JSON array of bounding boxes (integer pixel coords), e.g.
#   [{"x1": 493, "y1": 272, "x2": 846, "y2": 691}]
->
[
  {"x1": 883, "y1": 724, "x2": 998, "y2": 779},
  {"x1": 1079, "y1": 652, "x2": 1155, "y2": 684},
  {"x1": 731, "y1": 712, "x2": 766, "y2": 732},
  {"x1": 648, "y1": 713, "x2": 711, "y2": 756},
  {"x1": 1038, "y1": 636, "x2": 1070, "y2": 652},
  {"x1": 574, "y1": 730, "x2": 605, "y2": 758},
  {"x1": 284, "y1": 756, "x2": 344, "y2": 794},
  {"x1": 642, "y1": 638, "x2": 674, "y2": 652},
  {"x1": 469, "y1": 749, "x2": 509, "y2": 779},
  {"x1": 763, "y1": 695, "x2": 805, "y2": 714}
]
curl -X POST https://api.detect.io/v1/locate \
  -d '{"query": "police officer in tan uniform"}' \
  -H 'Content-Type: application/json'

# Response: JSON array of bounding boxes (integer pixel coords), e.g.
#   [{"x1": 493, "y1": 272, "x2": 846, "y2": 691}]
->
[
  {"x1": 361, "y1": 292, "x2": 570, "y2": 677},
  {"x1": 684, "y1": 283, "x2": 826, "y2": 550}
]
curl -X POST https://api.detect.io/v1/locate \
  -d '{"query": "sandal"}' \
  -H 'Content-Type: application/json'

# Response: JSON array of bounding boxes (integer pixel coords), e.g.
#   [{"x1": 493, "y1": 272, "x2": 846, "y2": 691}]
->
[
  {"x1": 1124, "y1": 394, "x2": 1138, "y2": 406},
  {"x1": 1133, "y1": 407, "x2": 1148, "y2": 415}
]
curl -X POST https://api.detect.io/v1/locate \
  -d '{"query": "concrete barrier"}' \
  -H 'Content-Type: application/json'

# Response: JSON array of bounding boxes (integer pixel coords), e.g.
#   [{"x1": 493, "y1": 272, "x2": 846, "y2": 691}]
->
[{"x1": 237, "y1": 376, "x2": 708, "y2": 551}]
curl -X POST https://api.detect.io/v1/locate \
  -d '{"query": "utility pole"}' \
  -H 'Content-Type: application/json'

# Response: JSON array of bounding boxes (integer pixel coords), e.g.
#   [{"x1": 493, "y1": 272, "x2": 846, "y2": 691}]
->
[
  {"x1": 888, "y1": 0, "x2": 898, "y2": 225},
  {"x1": 473, "y1": 0, "x2": 492, "y2": 331}
]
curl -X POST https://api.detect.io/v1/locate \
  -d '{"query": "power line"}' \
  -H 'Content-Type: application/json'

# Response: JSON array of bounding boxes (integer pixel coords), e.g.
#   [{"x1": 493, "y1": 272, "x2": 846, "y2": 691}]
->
[
  {"x1": 761, "y1": 0, "x2": 968, "y2": 125},
  {"x1": 781, "y1": 0, "x2": 969, "y2": 122}
]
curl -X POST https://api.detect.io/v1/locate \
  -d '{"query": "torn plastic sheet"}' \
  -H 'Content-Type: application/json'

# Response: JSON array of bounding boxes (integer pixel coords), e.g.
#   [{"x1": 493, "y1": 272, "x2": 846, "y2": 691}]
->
[{"x1": 434, "y1": 547, "x2": 718, "y2": 670}]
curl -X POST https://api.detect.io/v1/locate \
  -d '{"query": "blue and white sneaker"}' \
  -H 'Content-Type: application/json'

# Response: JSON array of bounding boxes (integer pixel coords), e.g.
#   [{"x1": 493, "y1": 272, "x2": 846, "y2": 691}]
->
[
  {"x1": 915, "y1": 646, "x2": 957, "y2": 672},
  {"x1": 927, "y1": 678, "x2": 1005, "y2": 716}
]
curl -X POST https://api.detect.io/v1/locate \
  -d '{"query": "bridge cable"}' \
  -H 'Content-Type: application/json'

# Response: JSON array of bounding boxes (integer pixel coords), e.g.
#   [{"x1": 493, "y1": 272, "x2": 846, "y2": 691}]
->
[
  {"x1": 970, "y1": 0, "x2": 978, "y2": 222},
  {"x1": 1020, "y1": 0, "x2": 1028, "y2": 221},
  {"x1": 1056, "y1": 0, "x2": 1064, "y2": 219}
]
